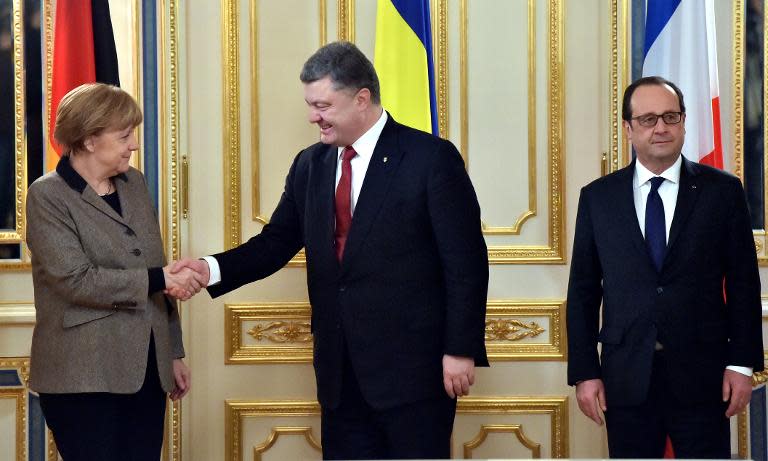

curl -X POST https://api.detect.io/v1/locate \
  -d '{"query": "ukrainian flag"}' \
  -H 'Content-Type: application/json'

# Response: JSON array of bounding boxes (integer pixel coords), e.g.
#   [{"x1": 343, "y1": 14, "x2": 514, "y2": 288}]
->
[{"x1": 374, "y1": 0, "x2": 438, "y2": 135}]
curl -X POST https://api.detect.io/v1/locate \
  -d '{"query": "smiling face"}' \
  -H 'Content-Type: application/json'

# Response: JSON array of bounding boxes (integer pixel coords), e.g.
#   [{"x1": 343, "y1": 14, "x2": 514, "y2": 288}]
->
[
  {"x1": 623, "y1": 83, "x2": 686, "y2": 174},
  {"x1": 303, "y1": 76, "x2": 371, "y2": 147},
  {"x1": 83, "y1": 126, "x2": 139, "y2": 176}
]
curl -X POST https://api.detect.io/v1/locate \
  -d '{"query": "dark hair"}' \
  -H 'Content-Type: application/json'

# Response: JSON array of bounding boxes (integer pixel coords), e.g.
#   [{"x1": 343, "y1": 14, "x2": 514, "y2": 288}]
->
[
  {"x1": 300, "y1": 41, "x2": 381, "y2": 104},
  {"x1": 622, "y1": 76, "x2": 686, "y2": 121}
]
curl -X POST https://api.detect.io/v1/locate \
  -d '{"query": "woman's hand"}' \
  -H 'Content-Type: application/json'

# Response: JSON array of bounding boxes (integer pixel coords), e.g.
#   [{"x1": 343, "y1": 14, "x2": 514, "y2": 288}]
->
[
  {"x1": 163, "y1": 263, "x2": 205, "y2": 300},
  {"x1": 170, "y1": 359, "x2": 191, "y2": 401}
]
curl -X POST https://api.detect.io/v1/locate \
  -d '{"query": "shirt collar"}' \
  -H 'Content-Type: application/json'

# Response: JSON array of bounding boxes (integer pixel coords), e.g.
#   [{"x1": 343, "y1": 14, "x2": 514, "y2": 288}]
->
[
  {"x1": 337, "y1": 109, "x2": 387, "y2": 161},
  {"x1": 634, "y1": 154, "x2": 682, "y2": 188}
]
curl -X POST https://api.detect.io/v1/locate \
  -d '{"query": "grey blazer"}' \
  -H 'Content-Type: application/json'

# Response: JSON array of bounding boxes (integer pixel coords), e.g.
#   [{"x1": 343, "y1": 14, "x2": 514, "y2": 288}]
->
[{"x1": 25, "y1": 159, "x2": 184, "y2": 394}]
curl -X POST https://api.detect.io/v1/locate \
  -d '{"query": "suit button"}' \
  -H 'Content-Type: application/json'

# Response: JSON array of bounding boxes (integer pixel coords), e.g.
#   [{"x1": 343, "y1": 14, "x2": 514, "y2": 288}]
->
[
  {"x1": 339, "y1": 286, "x2": 346, "y2": 292},
  {"x1": 657, "y1": 286, "x2": 664, "y2": 294},
  {"x1": 131, "y1": 248, "x2": 142, "y2": 256},
  {"x1": 125, "y1": 228, "x2": 135, "y2": 236}
]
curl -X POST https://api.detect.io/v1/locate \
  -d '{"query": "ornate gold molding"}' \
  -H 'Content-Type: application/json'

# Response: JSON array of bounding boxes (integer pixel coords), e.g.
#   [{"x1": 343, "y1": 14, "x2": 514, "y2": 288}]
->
[
  {"x1": 608, "y1": 0, "x2": 630, "y2": 173},
  {"x1": 225, "y1": 400, "x2": 321, "y2": 461},
  {"x1": 733, "y1": 0, "x2": 744, "y2": 183},
  {"x1": 434, "y1": 0, "x2": 448, "y2": 139},
  {"x1": 486, "y1": 300, "x2": 565, "y2": 361},
  {"x1": 223, "y1": 0, "x2": 241, "y2": 250},
  {"x1": 479, "y1": 0, "x2": 536, "y2": 236},
  {"x1": 225, "y1": 303, "x2": 313, "y2": 364},
  {"x1": 463, "y1": 424, "x2": 541, "y2": 459},
  {"x1": 253, "y1": 426, "x2": 322, "y2": 460},
  {"x1": 0, "y1": 358, "x2": 30, "y2": 461},
  {"x1": 338, "y1": 0, "x2": 354, "y2": 42},
  {"x1": 478, "y1": 0, "x2": 565, "y2": 263},
  {"x1": 319, "y1": 0, "x2": 327, "y2": 45},
  {"x1": 226, "y1": 300, "x2": 564, "y2": 363},
  {"x1": 458, "y1": 397, "x2": 568, "y2": 458},
  {"x1": 160, "y1": 1, "x2": 182, "y2": 458},
  {"x1": 226, "y1": 397, "x2": 568, "y2": 459}
]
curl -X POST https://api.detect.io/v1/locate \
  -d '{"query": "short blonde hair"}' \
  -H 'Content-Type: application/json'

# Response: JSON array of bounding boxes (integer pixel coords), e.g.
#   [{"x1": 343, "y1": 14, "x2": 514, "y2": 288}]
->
[{"x1": 54, "y1": 83, "x2": 143, "y2": 154}]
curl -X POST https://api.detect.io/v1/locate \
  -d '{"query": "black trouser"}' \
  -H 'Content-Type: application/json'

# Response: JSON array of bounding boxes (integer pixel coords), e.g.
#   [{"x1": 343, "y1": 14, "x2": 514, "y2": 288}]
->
[
  {"x1": 605, "y1": 350, "x2": 730, "y2": 459},
  {"x1": 321, "y1": 348, "x2": 456, "y2": 460},
  {"x1": 39, "y1": 336, "x2": 167, "y2": 461}
]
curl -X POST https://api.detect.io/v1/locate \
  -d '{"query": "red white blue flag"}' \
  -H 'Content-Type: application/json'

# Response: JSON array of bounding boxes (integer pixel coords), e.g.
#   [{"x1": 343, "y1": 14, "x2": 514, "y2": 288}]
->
[{"x1": 643, "y1": 0, "x2": 723, "y2": 169}]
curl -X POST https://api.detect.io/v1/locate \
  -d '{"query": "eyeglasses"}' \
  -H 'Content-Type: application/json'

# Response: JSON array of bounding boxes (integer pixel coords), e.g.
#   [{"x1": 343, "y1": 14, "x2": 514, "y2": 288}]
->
[{"x1": 631, "y1": 112, "x2": 683, "y2": 127}]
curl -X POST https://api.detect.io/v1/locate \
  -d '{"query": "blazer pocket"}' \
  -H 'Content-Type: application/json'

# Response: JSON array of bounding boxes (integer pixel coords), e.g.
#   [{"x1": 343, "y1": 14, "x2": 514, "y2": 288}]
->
[
  {"x1": 598, "y1": 326, "x2": 624, "y2": 345},
  {"x1": 62, "y1": 306, "x2": 115, "y2": 328}
]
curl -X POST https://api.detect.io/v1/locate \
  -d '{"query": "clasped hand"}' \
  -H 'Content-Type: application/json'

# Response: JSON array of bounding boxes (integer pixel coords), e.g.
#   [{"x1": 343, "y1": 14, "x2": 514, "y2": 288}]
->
[{"x1": 163, "y1": 258, "x2": 210, "y2": 301}]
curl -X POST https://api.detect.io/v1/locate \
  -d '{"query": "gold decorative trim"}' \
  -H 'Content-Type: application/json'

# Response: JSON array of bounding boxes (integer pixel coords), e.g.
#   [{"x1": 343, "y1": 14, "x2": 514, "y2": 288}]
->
[
  {"x1": 225, "y1": 400, "x2": 321, "y2": 461},
  {"x1": 434, "y1": 0, "x2": 447, "y2": 139},
  {"x1": 480, "y1": 0, "x2": 536, "y2": 235},
  {"x1": 0, "y1": 389, "x2": 25, "y2": 461},
  {"x1": 2, "y1": 0, "x2": 26, "y2": 246},
  {"x1": 223, "y1": 0, "x2": 241, "y2": 249},
  {"x1": 225, "y1": 303, "x2": 313, "y2": 364},
  {"x1": 250, "y1": 0, "x2": 262, "y2": 225},
  {"x1": 0, "y1": 357, "x2": 30, "y2": 461},
  {"x1": 227, "y1": 300, "x2": 564, "y2": 363},
  {"x1": 160, "y1": 0, "x2": 182, "y2": 458},
  {"x1": 463, "y1": 424, "x2": 541, "y2": 459},
  {"x1": 227, "y1": 397, "x2": 567, "y2": 459},
  {"x1": 459, "y1": 0, "x2": 467, "y2": 163},
  {"x1": 485, "y1": 300, "x2": 565, "y2": 361},
  {"x1": 480, "y1": 0, "x2": 565, "y2": 263},
  {"x1": 319, "y1": 0, "x2": 327, "y2": 45},
  {"x1": 738, "y1": 409, "x2": 747, "y2": 459},
  {"x1": 253, "y1": 426, "x2": 322, "y2": 460},
  {"x1": 608, "y1": 0, "x2": 630, "y2": 171},
  {"x1": 733, "y1": 0, "x2": 744, "y2": 183},
  {"x1": 337, "y1": 0, "x2": 354, "y2": 42},
  {"x1": 458, "y1": 397, "x2": 568, "y2": 458},
  {"x1": 733, "y1": 0, "x2": 768, "y2": 264}
]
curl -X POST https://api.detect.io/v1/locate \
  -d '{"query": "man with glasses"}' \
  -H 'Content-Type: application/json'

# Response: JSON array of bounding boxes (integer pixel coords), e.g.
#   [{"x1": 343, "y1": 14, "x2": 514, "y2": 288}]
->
[{"x1": 567, "y1": 76, "x2": 763, "y2": 458}]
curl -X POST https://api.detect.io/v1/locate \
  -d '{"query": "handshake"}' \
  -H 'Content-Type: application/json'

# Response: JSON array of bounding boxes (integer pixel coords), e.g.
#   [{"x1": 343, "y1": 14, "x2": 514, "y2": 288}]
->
[{"x1": 162, "y1": 258, "x2": 210, "y2": 301}]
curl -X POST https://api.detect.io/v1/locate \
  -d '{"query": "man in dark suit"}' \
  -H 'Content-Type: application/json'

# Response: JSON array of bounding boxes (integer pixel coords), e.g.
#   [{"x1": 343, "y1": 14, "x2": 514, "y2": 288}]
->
[
  {"x1": 567, "y1": 76, "x2": 764, "y2": 458},
  {"x1": 173, "y1": 41, "x2": 489, "y2": 460}
]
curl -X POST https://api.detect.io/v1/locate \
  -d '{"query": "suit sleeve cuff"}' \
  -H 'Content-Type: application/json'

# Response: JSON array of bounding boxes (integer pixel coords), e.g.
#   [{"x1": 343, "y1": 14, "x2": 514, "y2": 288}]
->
[
  {"x1": 147, "y1": 267, "x2": 166, "y2": 294},
  {"x1": 726, "y1": 365, "x2": 753, "y2": 377},
  {"x1": 201, "y1": 256, "x2": 221, "y2": 286}
]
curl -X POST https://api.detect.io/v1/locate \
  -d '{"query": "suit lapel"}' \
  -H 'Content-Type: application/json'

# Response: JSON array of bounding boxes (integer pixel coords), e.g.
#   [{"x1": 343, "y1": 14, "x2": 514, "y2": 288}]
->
[
  {"x1": 80, "y1": 186, "x2": 126, "y2": 225},
  {"x1": 665, "y1": 157, "x2": 701, "y2": 256},
  {"x1": 340, "y1": 117, "x2": 402, "y2": 271},
  {"x1": 316, "y1": 144, "x2": 338, "y2": 265},
  {"x1": 617, "y1": 161, "x2": 649, "y2": 259}
]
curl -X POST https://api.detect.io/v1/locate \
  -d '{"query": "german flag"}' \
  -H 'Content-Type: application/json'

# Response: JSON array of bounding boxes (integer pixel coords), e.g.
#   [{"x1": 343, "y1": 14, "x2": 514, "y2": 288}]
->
[{"x1": 47, "y1": 0, "x2": 120, "y2": 172}]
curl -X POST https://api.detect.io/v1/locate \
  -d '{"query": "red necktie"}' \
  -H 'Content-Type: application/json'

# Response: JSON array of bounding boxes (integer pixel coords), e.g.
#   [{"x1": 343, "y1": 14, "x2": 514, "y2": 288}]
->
[{"x1": 335, "y1": 146, "x2": 357, "y2": 261}]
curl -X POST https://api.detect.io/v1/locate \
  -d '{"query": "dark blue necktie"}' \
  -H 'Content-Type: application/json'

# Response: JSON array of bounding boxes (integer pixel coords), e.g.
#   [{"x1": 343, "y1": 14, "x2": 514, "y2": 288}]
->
[{"x1": 645, "y1": 176, "x2": 666, "y2": 272}]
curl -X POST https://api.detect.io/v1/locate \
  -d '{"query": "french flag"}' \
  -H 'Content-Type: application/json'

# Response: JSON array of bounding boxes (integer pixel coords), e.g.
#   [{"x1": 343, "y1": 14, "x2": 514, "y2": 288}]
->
[{"x1": 643, "y1": 0, "x2": 723, "y2": 169}]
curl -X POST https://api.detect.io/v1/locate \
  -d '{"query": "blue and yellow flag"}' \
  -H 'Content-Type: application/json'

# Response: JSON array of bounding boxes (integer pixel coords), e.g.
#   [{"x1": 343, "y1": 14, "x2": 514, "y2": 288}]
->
[{"x1": 374, "y1": 0, "x2": 438, "y2": 135}]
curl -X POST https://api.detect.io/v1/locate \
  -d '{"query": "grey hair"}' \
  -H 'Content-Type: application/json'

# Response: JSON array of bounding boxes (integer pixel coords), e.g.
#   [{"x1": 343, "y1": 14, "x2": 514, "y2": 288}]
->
[{"x1": 300, "y1": 41, "x2": 381, "y2": 105}]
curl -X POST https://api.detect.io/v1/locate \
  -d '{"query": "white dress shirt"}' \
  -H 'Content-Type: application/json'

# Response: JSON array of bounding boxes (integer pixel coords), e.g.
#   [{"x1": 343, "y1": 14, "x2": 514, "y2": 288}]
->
[
  {"x1": 633, "y1": 155, "x2": 751, "y2": 377},
  {"x1": 203, "y1": 109, "x2": 388, "y2": 286}
]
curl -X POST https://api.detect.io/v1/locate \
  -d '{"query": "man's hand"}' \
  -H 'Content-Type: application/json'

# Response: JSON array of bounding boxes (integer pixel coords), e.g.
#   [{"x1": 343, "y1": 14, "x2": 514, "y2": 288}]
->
[
  {"x1": 442, "y1": 354, "x2": 475, "y2": 399},
  {"x1": 170, "y1": 359, "x2": 191, "y2": 401},
  {"x1": 575, "y1": 378, "x2": 607, "y2": 425},
  {"x1": 164, "y1": 258, "x2": 210, "y2": 300},
  {"x1": 723, "y1": 369, "x2": 753, "y2": 417}
]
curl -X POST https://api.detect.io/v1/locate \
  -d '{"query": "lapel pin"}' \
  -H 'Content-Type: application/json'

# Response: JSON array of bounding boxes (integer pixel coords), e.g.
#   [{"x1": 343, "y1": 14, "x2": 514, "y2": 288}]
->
[
  {"x1": 383, "y1": 157, "x2": 388, "y2": 163},
  {"x1": 691, "y1": 185, "x2": 697, "y2": 189}
]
